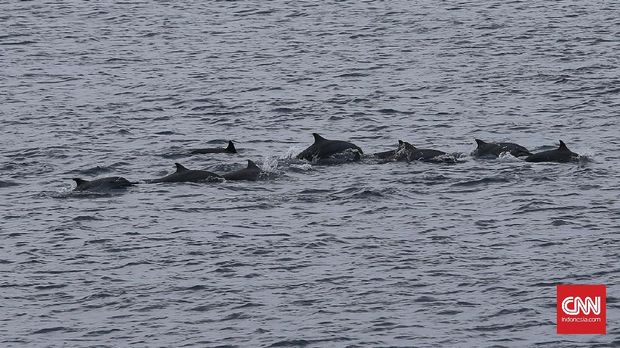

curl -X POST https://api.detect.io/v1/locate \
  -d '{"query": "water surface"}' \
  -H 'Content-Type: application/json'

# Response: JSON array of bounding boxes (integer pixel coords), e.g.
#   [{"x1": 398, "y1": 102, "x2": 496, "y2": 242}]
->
[{"x1": 1, "y1": 1, "x2": 619, "y2": 347}]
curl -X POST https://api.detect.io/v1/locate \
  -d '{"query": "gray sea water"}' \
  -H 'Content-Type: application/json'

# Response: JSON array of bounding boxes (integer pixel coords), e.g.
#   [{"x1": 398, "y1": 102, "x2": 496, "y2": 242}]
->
[{"x1": 1, "y1": 1, "x2": 619, "y2": 347}]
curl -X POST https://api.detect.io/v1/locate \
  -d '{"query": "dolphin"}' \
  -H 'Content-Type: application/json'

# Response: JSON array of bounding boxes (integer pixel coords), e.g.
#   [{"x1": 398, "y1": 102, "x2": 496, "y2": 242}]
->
[
  {"x1": 149, "y1": 163, "x2": 222, "y2": 183},
  {"x1": 73, "y1": 177, "x2": 133, "y2": 192},
  {"x1": 191, "y1": 140, "x2": 237, "y2": 154},
  {"x1": 472, "y1": 139, "x2": 532, "y2": 158},
  {"x1": 223, "y1": 160, "x2": 261, "y2": 181},
  {"x1": 525, "y1": 140, "x2": 579, "y2": 163},
  {"x1": 390, "y1": 140, "x2": 451, "y2": 162},
  {"x1": 297, "y1": 133, "x2": 363, "y2": 162},
  {"x1": 373, "y1": 145, "x2": 398, "y2": 160}
]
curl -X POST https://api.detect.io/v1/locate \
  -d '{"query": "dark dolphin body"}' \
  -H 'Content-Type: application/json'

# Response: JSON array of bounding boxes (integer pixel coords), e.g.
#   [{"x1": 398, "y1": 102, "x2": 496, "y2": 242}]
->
[
  {"x1": 375, "y1": 141, "x2": 408, "y2": 161},
  {"x1": 73, "y1": 177, "x2": 133, "y2": 192},
  {"x1": 191, "y1": 141, "x2": 237, "y2": 154},
  {"x1": 525, "y1": 140, "x2": 579, "y2": 163},
  {"x1": 399, "y1": 141, "x2": 448, "y2": 162},
  {"x1": 223, "y1": 160, "x2": 261, "y2": 181},
  {"x1": 381, "y1": 140, "x2": 451, "y2": 163},
  {"x1": 473, "y1": 139, "x2": 532, "y2": 158},
  {"x1": 149, "y1": 163, "x2": 222, "y2": 183},
  {"x1": 373, "y1": 146, "x2": 397, "y2": 160},
  {"x1": 297, "y1": 133, "x2": 363, "y2": 162}
]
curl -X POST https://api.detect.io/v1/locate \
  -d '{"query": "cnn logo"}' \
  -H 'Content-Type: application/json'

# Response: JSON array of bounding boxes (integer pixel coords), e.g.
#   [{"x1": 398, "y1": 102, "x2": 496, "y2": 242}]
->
[
  {"x1": 557, "y1": 284, "x2": 606, "y2": 334},
  {"x1": 561, "y1": 296, "x2": 601, "y2": 315}
]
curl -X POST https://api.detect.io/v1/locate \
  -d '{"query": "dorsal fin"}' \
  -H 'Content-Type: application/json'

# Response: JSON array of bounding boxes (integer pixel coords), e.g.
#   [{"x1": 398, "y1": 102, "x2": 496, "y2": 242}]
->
[
  {"x1": 73, "y1": 178, "x2": 88, "y2": 187},
  {"x1": 475, "y1": 139, "x2": 486, "y2": 147},
  {"x1": 175, "y1": 163, "x2": 189, "y2": 172},
  {"x1": 247, "y1": 160, "x2": 259, "y2": 169},
  {"x1": 401, "y1": 140, "x2": 414, "y2": 148},
  {"x1": 398, "y1": 140, "x2": 404, "y2": 146},
  {"x1": 226, "y1": 140, "x2": 237, "y2": 153},
  {"x1": 558, "y1": 140, "x2": 569, "y2": 151},
  {"x1": 312, "y1": 133, "x2": 326, "y2": 143}
]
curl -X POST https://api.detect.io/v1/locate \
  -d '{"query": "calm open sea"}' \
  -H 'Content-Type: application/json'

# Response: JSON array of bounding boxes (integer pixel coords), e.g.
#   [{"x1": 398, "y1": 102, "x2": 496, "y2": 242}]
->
[{"x1": 1, "y1": 1, "x2": 618, "y2": 347}]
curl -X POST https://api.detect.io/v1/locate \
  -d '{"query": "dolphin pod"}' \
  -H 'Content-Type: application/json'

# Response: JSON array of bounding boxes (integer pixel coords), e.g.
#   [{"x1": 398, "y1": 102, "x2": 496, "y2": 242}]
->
[
  {"x1": 70, "y1": 134, "x2": 583, "y2": 192},
  {"x1": 72, "y1": 160, "x2": 262, "y2": 191}
]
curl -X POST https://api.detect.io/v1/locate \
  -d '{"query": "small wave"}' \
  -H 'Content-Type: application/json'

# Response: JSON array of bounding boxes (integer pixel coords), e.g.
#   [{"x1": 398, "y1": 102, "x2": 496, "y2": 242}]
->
[
  {"x1": 32, "y1": 327, "x2": 73, "y2": 334},
  {"x1": 336, "y1": 72, "x2": 369, "y2": 78},
  {"x1": 65, "y1": 190, "x2": 128, "y2": 198},
  {"x1": 189, "y1": 304, "x2": 219, "y2": 312},
  {"x1": 84, "y1": 328, "x2": 121, "y2": 337},
  {"x1": 71, "y1": 165, "x2": 114, "y2": 175},
  {"x1": 0, "y1": 180, "x2": 19, "y2": 188},
  {"x1": 72, "y1": 215, "x2": 101, "y2": 222},
  {"x1": 191, "y1": 105, "x2": 218, "y2": 111},
  {"x1": 105, "y1": 57, "x2": 143, "y2": 63},
  {"x1": 377, "y1": 108, "x2": 409, "y2": 114},
  {"x1": 489, "y1": 308, "x2": 532, "y2": 318},
  {"x1": 271, "y1": 107, "x2": 299, "y2": 113},
  {"x1": 472, "y1": 323, "x2": 516, "y2": 332},
  {"x1": 452, "y1": 177, "x2": 511, "y2": 187},
  {"x1": 173, "y1": 285, "x2": 209, "y2": 292},
  {"x1": 351, "y1": 189, "x2": 384, "y2": 199},
  {"x1": 332, "y1": 187, "x2": 387, "y2": 200},
  {"x1": 515, "y1": 202, "x2": 586, "y2": 214},
  {"x1": 0, "y1": 33, "x2": 30, "y2": 40},
  {"x1": 289, "y1": 163, "x2": 312, "y2": 172},
  {"x1": 421, "y1": 174, "x2": 449, "y2": 183},
  {"x1": 414, "y1": 295, "x2": 438, "y2": 302},
  {"x1": 268, "y1": 337, "x2": 350, "y2": 347},
  {"x1": 299, "y1": 188, "x2": 333, "y2": 195},
  {"x1": 34, "y1": 284, "x2": 67, "y2": 290},
  {"x1": 577, "y1": 155, "x2": 592, "y2": 165},
  {"x1": 0, "y1": 40, "x2": 36, "y2": 46},
  {"x1": 116, "y1": 129, "x2": 132, "y2": 135},
  {"x1": 85, "y1": 238, "x2": 112, "y2": 244}
]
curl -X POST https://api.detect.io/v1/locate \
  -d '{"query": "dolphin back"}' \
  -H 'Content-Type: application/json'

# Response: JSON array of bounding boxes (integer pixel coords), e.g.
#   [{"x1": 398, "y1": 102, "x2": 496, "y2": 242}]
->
[
  {"x1": 525, "y1": 140, "x2": 578, "y2": 163},
  {"x1": 149, "y1": 163, "x2": 222, "y2": 183},
  {"x1": 73, "y1": 176, "x2": 132, "y2": 191},
  {"x1": 223, "y1": 160, "x2": 261, "y2": 181},
  {"x1": 473, "y1": 139, "x2": 531, "y2": 158},
  {"x1": 297, "y1": 133, "x2": 363, "y2": 161}
]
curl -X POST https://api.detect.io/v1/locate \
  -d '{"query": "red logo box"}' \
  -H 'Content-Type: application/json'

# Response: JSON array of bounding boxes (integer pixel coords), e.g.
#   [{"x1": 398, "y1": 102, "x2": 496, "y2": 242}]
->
[{"x1": 557, "y1": 284, "x2": 606, "y2": 334}]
